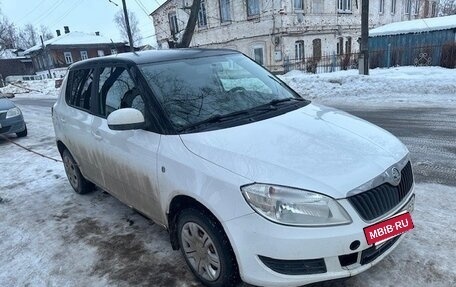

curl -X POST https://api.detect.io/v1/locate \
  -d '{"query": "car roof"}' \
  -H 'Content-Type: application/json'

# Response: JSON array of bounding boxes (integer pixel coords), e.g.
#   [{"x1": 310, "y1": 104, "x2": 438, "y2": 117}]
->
[{"x1": 69, "y1": 48, "x2": 240, "y2": 70}]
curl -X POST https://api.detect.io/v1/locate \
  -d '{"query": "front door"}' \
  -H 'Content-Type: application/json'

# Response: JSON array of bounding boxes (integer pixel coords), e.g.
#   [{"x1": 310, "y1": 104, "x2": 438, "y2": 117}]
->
[{"x1": 90, "y1": 65, "x2": 164, "y2": 224}]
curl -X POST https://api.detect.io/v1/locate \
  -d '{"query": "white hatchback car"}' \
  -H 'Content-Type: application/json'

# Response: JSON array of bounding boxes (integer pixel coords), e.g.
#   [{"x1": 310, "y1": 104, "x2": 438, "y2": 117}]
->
[{"x1": 52, "y1": 49, "x2": 415, "y2": 287}]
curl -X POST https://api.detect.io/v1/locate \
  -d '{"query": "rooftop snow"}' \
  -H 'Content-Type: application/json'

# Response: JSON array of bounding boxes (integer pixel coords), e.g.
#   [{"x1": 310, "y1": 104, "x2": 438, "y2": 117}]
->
[
  {"x1": 369, "y1": 15, "x2": 456, "y2": 37},
  {"x1": 24, "y1": 31, "x2": 124, "y2": 54}
]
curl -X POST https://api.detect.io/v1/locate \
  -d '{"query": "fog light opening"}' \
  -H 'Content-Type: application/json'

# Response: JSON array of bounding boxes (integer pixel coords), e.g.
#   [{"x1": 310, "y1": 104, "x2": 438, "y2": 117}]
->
[{"x1": 350, "y1": 240, "x2": 361, "y2": 251}]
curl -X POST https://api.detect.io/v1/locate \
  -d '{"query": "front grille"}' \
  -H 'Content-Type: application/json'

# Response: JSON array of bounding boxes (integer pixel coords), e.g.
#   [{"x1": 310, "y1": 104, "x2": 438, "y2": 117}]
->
[
  {"x1": 258, "y1": 255, "x2": 327, "y2": 275},
  {"x1": 0, "y1": 112, "x2": 6, "y2": 120},
  {"x1": 348, "y1": 161, "x2": 413, "y2": 221},
  {"x1": 360, "y1": 235, "x2": 400, "y2": 265}
]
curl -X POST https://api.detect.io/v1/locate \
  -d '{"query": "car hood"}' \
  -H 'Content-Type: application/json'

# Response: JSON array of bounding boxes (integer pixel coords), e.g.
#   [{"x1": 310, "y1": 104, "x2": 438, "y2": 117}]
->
[
  {"x1": 0, "y1": 98, "x2": 15, "y2": 110},
  {"x1": 180, "y1": 103, "x2": 409, "y2": 199}
]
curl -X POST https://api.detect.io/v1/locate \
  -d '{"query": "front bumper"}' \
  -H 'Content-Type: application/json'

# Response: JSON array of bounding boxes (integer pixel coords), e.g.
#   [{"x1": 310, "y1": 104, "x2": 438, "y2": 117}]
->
[
  {"x1": 224, "y1": 189, "x2": 415, "y2": 287},
  {"x1": 0, "y1": 115, "x2": 26, "y2": 135}
]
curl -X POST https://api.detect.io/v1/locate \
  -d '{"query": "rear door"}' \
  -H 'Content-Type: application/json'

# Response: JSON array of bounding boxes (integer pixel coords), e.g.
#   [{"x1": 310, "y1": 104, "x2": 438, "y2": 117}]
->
[
  {"x1": 60, "y1": 68, "x2": 104, "y2": 186},
  {"x1": 90, "y1": 65, "x2": 164, "y2": 224}
]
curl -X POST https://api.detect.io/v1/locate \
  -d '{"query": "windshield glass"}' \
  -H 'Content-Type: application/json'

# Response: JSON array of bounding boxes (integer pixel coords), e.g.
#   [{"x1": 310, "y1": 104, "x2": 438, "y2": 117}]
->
[{"x1": 140, "y1": 53, "x2": 302, "y2": 130}]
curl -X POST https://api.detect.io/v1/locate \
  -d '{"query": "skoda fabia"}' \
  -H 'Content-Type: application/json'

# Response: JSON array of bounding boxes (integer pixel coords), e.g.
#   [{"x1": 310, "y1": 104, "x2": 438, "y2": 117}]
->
[{"x1": 52, "y1": 49, "x2": 415, "y2": 287}]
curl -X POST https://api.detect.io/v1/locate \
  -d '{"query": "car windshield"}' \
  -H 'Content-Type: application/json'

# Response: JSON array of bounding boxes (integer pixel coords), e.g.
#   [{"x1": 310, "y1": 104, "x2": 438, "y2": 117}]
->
[{"x1": 140, "y1": 53, "x2": 304, "y2": 131}]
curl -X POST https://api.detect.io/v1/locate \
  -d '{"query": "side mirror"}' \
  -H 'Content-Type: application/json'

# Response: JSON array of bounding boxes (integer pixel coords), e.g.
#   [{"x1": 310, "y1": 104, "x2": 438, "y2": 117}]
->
[{"x1": 107, "y1": 108, "x2": 145, "y2": 131}]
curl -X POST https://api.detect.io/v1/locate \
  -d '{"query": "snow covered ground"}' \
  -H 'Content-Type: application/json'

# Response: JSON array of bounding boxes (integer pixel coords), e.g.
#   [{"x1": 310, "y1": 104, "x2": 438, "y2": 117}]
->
[
  {"x1": 279, "y1": 66, "x2": 456, "y2": 107},
  {"x1": 1, "y1": 66, "x2": 456, "y2": 286},
  {"x1": 0, "y1": 79, "x2": 58, "y2": 99}
]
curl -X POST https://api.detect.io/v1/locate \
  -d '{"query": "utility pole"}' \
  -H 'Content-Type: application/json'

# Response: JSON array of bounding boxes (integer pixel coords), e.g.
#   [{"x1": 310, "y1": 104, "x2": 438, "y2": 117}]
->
[
  {"x1": 40, "y1": 35, "x2": 52, "y2": 79},
  {"x1": 121, "y1": 0, "x2": 135, "y2": 52},
  {"x1": 359, "y1": 0, "x2": 369, "y2": 75}
]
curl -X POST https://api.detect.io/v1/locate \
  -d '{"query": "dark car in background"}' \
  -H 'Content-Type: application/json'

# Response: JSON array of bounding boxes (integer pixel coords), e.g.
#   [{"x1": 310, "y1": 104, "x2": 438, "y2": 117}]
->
[{"x1": 0, "y1": 97, "x2": 27, "y2": 137}]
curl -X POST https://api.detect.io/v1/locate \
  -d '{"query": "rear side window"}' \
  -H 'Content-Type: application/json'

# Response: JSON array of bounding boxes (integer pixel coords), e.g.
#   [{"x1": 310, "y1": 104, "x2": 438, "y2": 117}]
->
[
  {"x1": 98, "y1": 66, "x2": 145, "y2": 117},
  {"x1": 66, "y1": 69, "x2": 95, "y2": 111}
]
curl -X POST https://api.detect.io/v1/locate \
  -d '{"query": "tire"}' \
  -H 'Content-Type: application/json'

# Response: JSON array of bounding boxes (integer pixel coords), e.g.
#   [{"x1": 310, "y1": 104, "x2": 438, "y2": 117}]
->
[
  {"x1": 16, "y1": 125, "x2": 27, "y2": 137},
  {"x1": 62, "y1": 149, "x2": 94, "y2": 194},
  {"x1": 177, "y1": 208, "x2": 240, "y2": 287}
]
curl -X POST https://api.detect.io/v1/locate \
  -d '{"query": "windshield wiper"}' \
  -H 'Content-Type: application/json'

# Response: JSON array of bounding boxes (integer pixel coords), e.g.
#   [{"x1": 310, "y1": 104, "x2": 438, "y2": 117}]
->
[{"x1": 180, "y1": 109, "x2": 251, "y2": 132}]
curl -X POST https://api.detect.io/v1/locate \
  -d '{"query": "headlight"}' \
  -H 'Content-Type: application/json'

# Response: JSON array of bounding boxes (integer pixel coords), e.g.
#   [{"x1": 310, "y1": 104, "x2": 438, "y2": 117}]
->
[
  {"x1": 6, "y1": 107, "x2": 21, "y2": 118},
  {"x1": 241, "y1": 183, "x2": 351, "y2": 226}
]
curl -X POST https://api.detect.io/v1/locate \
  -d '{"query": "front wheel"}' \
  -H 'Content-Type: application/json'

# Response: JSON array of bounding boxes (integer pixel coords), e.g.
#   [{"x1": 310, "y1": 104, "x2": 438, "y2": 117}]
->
[
  {"x1": 62, "y1": 149, "x2": 94, "y2": 194},
  {"x1": 177, "y1": 208, "x2": 239, "y2": 287},
  {"x1": 16, "y1": 125, "x2": 27, "y2": 137}
]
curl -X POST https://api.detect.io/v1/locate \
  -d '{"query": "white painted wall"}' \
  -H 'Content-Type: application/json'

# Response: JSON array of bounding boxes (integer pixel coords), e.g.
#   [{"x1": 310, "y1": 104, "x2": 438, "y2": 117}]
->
[{"x1": 152, "y1": 0, "x2": 438, "y2": 72}]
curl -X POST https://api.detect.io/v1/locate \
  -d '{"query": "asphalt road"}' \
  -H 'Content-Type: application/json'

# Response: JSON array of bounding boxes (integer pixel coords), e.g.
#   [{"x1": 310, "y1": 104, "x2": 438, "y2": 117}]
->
[{"x1": 14, "y1": 98, "x2": 456, "y2": 187}]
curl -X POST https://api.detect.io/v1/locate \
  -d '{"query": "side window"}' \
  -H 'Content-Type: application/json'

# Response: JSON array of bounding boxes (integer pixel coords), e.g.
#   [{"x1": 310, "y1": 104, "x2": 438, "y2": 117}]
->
[
  {"x1": 66, "y1": 68, "x2": 95, "y2": 111},
  {"x1": 98, "y1": 66, "x2": 145, "y2": 118}
]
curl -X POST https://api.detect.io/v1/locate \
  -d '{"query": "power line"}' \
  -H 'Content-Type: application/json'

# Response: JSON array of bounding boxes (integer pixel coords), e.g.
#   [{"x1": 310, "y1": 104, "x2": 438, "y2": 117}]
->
[
  {"x1": 17, "y1": 0, "x2": 49, "y2": 24},
  {"x1": 49, "y1": 0, "x2": 87, "y2": 28},
  {"x1": 29, "y1": 0, "x2": 67, "y2": 26}
]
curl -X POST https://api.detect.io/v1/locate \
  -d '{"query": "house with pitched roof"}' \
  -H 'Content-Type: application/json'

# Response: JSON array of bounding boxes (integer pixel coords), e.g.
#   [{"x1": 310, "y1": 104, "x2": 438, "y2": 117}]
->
[{"x1": 24, "y1": 26, "x2": 128, "y2": 78}]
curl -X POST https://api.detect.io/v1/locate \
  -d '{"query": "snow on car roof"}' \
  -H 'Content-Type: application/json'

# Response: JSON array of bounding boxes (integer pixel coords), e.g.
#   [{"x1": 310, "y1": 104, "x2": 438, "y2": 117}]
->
[
  {"x1": 369, "y1": 15, "x2": 456, "y2": 37},
  {"x1": 24, "y1": 31, "x2": 124, "y2": 54}
]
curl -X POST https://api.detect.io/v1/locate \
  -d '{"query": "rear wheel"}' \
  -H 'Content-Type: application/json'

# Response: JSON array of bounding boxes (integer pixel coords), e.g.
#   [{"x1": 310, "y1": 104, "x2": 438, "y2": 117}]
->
[
  {"x1": 62, "y1": 149, "x2": 93, "y2": 194},
  {"x1": 177, "y1": 208, "x2": 239, "y2": 287},
  {"x1": 16, "y1": 125, "x2": 27, "y2": 137}
]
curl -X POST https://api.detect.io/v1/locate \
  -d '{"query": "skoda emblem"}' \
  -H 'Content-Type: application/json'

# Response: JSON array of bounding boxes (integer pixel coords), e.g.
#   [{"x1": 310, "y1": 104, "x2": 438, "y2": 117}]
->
[{"x1": 391, "y1": 167, "x2": 401, "y2": 185}]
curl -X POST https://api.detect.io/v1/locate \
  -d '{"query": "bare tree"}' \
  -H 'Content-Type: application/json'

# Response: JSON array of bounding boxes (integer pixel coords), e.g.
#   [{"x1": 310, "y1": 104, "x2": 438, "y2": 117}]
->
[
  {"x1": 18, "y1": 24, "x2": 37, "y2": 48},
  {"x1": 169, "y1": 0, "x2": 201, "y2": 48},
  {"x1": 40, "y1": 25, "x2": 54, "y2": 41},
  {"x1": 440, "y1": 0, "x2": 456, "y2": 15},
  {"x1": 114, "y1": 10, "x2": 141, "y2": 47},
  {"x1": 0, "y1": 13, "x2": 17, "y2": 50}
]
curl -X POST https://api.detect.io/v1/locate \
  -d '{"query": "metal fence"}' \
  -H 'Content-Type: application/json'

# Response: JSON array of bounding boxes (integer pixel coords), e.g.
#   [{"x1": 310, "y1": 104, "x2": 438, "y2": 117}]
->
[
  {"x1": 280, "y1": 52, "x2": 360, "y2": 74},
  {"x1": 277, "y1": 42, "x2": 455, "y2": 74}
]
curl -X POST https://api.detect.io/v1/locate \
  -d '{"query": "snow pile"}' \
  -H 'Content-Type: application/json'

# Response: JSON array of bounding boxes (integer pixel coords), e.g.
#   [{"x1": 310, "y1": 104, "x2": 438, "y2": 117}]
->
[
  {"x1": 0, "y1": 80, "x2": 59, "y2": 99},
  {"x1": 280, "y1": 66, "x2": 456, "y2": 107},
  {"x1": 369, "y1": 15, "x2": 456, "y2": 37}
]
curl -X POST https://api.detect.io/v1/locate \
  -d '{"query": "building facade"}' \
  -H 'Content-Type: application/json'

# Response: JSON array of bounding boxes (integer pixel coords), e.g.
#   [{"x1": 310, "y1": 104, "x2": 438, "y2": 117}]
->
[
  {"x1": 24, "y1": 27, "x2": 128, "y2": 78},
  {"x1": 151, "y1": 0, "x2": 439, "y2": 73}
]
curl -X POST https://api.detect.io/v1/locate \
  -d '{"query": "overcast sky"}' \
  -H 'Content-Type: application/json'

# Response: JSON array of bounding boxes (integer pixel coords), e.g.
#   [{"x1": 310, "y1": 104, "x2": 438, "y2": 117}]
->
[{"x1": 1, "y1": 0, "x2": 166, "y2": 46}]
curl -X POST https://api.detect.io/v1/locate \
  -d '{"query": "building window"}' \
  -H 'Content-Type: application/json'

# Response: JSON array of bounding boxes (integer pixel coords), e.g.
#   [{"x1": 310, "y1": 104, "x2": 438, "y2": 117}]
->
[
  {"x1": 111, "y1": 48, "x2": 117, "y2": 55},
  {"x1": 252, "y1": 45, "x2": 264, "y2": 65},
  {"x1": 80, "y1": 51, "x2": 88, "y2": 60},
  {"x1": 312, "y1": 38, "x2": 322, "y2": 60},
  {"x1": 168, "y1": 12, "x2": 178, "y2": 35},
  {"x1": 247, "y1": 0, "x2": 260, "y2": 18},
  {"x1": 379, "y1": 0, "x2": 385, "y2": 13},
  {"x1": 423, "y1": 0, "x2": 429, "y2": 16},
  {"x1": 345, "y1": 37, "x2": 352, "y2": 54},
  {"x1": 198, "y1": 0, "x2": 207, "y2": 27},
  {"x1": 64, "y1": 52, "x2": 73, "y2": 64},
  {"x1": 391, "y1": 0, "x2": 397, "y2": 13},
  {"x1": 219, "y1": 0, "x2": 231, "y2": 23},
  {"x1": 97, "y1": 50, "x2": 105, "y2": 57},
  {"x1": 312, "y1": 0, "x2": 324, "y2": 13},
  {"x1": 337, "y1": 38, "x2": 344, "y2": 55},
  {"x1": 294, "y1": 0, "x2": 304, "y2": 10},
  {"x1": 295, "y1": 41, "x2": 304, "y2": 61},
  {"x1": 414, "y1": 0, "x2": 420, "y2": 15},
  {"x1": 338, "y1": 0, "x2": 352, "y2": 12},
  {"x1": 431, "y1": 1, "x2": 437, "y2": 16},
  {"x1": 405, "y1": 0, "x2": 412, "y2": 14}
]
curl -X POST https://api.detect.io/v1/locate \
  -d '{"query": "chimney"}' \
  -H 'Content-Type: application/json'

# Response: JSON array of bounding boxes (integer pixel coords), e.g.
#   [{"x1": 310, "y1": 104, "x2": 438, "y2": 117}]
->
[
  {"x1": 64, "y1": 26, "x2": 70, "y2": 34},
  {"x1": 95, "y1": 31, "x2": 100, "y2": 36},
  {"x1": 56, "y1": 30, "x2": 61, "y2": 37}
]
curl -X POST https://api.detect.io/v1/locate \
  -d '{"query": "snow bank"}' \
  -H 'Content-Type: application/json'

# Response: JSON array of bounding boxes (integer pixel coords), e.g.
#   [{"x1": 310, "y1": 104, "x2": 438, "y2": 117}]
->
[
  {"x1": 280, "y1": 66, "x2": 456, "y2": 107},
  {"x1": 0, "y1": 80, "x2": 59, "y2": 99}
]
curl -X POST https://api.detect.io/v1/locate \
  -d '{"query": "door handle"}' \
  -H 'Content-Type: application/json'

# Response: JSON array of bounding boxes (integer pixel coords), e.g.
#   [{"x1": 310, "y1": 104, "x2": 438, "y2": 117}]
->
[
  {"x1": 60, "y1": 118, "x2": 66, "y2": 123},
  {"x1": 91, "y1": 130, "x2": 102, "y2": 141}
]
